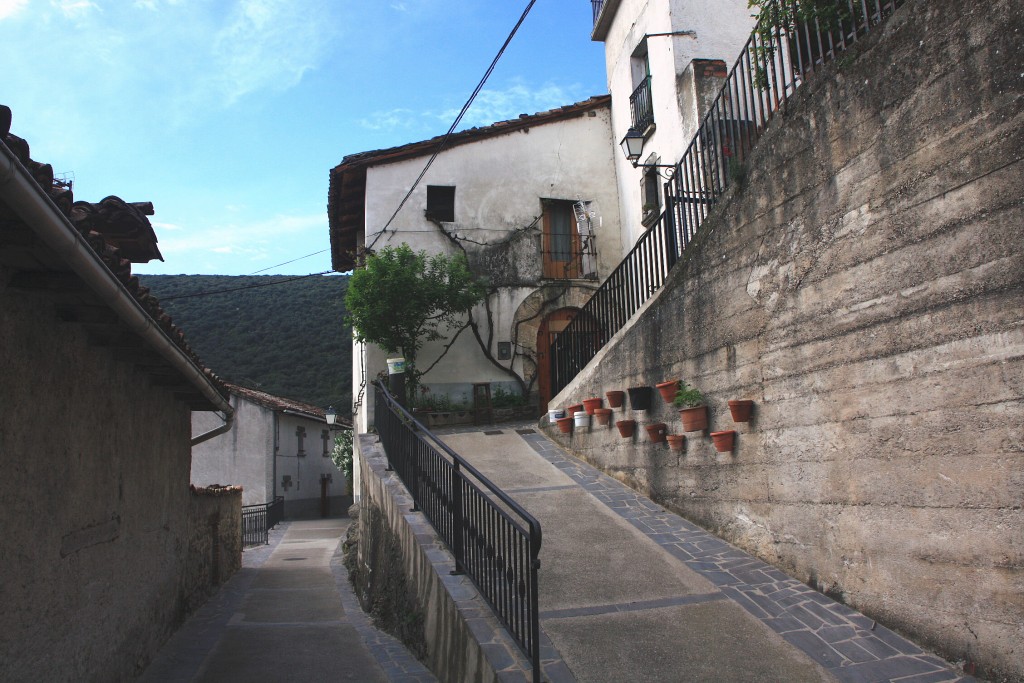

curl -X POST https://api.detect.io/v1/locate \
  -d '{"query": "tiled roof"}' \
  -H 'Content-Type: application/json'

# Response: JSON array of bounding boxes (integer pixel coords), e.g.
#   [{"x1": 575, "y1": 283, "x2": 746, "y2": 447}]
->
[
  {"x1": 0, "y1": 104, "x2": 227, "y2": 409},
  {"x1": 327, "y1": 95, "x2": 611, "y2": 271},
  {"x1": 226, "y1": 382, "x2": 353, "y2": 428}
]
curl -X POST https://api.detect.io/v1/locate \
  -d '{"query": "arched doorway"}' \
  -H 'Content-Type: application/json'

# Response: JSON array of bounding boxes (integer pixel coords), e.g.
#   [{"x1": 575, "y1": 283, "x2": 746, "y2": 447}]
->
[{"x1": 537, "y1": 307, "x2": 579, "y2": 412}]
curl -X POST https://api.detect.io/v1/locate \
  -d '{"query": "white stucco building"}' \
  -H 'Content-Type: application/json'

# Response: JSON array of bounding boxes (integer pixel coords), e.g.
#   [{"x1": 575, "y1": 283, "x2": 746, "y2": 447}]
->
[
  {"x1": 191, "y1": 384, "x2": 350, "y2": 518},
  {"x1": 592, "y1": 0, "x2": 755, "y2": 246},
  {"x1": 329, "y1": 97, "x2": 623, "y2": 430}
]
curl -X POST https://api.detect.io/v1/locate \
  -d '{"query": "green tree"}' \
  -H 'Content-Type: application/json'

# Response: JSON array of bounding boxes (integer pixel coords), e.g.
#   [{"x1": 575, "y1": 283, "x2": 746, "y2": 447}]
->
[{"x1": 345, "y1": 244, "x2": 486, "y2": 401}]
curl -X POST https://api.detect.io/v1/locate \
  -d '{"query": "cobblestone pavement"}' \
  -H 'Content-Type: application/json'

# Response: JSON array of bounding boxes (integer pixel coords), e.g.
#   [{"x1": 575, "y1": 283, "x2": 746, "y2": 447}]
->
[{"x1": 508, "y1": 426, "x2": 974, "y2": 683}]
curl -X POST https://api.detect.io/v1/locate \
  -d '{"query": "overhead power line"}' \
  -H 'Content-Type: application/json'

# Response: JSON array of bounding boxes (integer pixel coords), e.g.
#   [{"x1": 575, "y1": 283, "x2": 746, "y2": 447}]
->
[
  {"x1": 366, "y1": 0, "x2": 539, "y2": 252},
  {"x1": 155, "y1": 271, "x2": 333, "y2": 301}
]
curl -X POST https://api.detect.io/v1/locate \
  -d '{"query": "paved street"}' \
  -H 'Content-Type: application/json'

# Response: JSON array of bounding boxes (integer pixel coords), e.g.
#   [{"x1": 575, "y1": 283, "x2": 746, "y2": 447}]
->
[{"x1": 140, "y1": 518, "x2": 435, "y2": 683}]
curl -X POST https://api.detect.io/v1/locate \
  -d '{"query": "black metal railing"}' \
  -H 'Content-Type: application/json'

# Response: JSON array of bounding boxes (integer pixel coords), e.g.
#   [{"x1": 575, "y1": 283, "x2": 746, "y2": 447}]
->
[
  {"x1": 629, "y1": 75, "x2": 655, "y2": 133},
  {"x1": 373, "y1": 382, "x2": 543, "y2": 682},
  {"x1": 242, "y1": 496, "x2": 284, "y2": 547},
  {"x1": 592, "y1": 0, "x2": 604, "y2": 25},
  {"x1": 551, "y1": 0, "x2": 905, "y2": 396}
]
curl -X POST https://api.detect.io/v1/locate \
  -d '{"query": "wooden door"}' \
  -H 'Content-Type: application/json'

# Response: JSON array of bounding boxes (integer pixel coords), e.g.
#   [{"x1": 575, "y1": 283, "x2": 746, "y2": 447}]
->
[
  {"x1": 542, "y1": 201, "x2": 581, "y2": 279},
  {"x1": 537, "y1": 308, "x2": 578, "y2": 412}
]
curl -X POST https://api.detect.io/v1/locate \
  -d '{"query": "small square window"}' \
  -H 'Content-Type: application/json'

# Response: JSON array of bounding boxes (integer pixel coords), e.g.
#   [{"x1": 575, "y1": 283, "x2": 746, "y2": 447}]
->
[
  {"x1": 426, "y1": 185, "x2": 455, "y2": 222},
  {"x1": 497, "y1": 342, "x2": 511, "y2": 360}
]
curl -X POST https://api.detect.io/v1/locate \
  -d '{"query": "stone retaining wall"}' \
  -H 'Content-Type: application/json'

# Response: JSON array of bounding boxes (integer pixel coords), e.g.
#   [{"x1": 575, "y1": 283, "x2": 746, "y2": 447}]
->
[
  {"x1": 182, "y1": 485, "x2": 243, "y2": 614},
  {"x1": 549, "y1": 0, "x2": 1023, "y2": 678}
]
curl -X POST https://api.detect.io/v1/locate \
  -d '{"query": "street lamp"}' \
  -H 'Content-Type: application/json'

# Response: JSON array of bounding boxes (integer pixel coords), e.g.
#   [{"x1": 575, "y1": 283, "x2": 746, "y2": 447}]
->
[
  {"x1": 325, "y1": 405, "x2": 337, "y2": 426},
  {"x1": 619, "y1": 127, "x2": 676, "y2": 177}
]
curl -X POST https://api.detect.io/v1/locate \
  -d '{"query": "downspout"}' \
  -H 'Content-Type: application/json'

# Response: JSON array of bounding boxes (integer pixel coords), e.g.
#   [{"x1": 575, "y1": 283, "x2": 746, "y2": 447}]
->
[
  {"x1": 0, "y1": 141, "x2": 234, "y2": 420},
  {"x1": 190, "y1": 409, "x2": 234, "y2": 447}
]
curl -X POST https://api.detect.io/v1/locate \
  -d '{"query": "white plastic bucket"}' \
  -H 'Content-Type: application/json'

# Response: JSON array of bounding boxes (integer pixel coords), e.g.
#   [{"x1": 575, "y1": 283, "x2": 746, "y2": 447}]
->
[
  {"x1": 573, "y1": 411, "x2": 590, "y2": 428},
  {"x1": 548, "y1": 409, "x2": 565, "y2": 424},
  {"x1": 386, "y1": 357, "x2": 406, "y2": 375}
]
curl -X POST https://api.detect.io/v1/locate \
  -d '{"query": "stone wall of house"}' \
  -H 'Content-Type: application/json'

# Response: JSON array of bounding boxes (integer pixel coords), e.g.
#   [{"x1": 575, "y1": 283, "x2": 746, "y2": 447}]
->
[
  {"x1": 181, "y1": 485, "x2": 243, "y2": 615},
  {"x1": 549, "y1": 0, "x2": 1023, "y2": 679},
  {"x1": 0, "y1": 270, "x2": 215, "y2": 680}
]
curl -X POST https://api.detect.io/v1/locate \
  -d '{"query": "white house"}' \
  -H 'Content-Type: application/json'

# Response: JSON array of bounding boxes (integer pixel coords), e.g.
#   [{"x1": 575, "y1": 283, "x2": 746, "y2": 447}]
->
[
  {"x1": 329, "y1": 97, "x2": 623, "y2": 430},
  {"x1": 591, "y1": 0, "x2": 755, "y2": 246},
  {"x1": 191, "y1": 384, "x2": 350, "y2": 518}
]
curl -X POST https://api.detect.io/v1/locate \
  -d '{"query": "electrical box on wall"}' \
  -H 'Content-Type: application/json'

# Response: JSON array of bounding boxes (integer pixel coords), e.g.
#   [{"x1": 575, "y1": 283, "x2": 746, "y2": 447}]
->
[{"x1": 497, "y1": 342, "x2": 511, "y2": 360}]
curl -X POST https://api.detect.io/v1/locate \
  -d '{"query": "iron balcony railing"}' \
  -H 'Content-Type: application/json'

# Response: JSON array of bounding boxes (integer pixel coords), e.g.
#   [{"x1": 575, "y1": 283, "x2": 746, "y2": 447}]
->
[
  {"x1": 551, "y1": 0, "x2": 906, "y2": 396},
  {"x1": 629, "y1": 75, "x2": 655, "y2": 133},
  {"x1": 373, "y1": 382, "x2": 543, "y2": 682},
  {"x1": 242, "y1": 496, "x2": 284, "y2": 547},
  {"x1": 591, "y1": 0, "x2": 604, "y2": 25}
]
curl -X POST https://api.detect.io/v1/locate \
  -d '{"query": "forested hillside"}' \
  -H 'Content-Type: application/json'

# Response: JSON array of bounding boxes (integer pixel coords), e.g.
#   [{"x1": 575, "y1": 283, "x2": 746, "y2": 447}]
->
[{"x1": 140, "y1": 274, "x2": 351, "y2": 411}]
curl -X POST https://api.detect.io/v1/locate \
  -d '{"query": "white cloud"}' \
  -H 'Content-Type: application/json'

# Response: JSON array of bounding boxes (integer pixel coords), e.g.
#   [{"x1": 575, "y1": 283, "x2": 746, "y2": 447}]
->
[
  {"x1": 52, "y1": 0, "x2": 99, "y2": 19},
  {"x1": 157, "y1": 213, "x2": 325, "y2": 260},
  {"x1": 151, "y1": 221, "x2": 182, "y2": 232},
  {"x1": 0, "y1": 0, "x2": 29, "y2": 20},
  {"x1": 441, "y1": 81, "x2": 582, "y2": 129},
  {"x1": 358, "y1": 108, "x2": 422, "y2": 131}
]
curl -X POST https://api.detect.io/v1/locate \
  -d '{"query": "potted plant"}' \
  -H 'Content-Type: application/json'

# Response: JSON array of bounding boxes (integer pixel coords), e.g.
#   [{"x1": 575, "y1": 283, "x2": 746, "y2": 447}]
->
[
  {"x1": 605, "y1": 390, "x2": 625, "y2": 408},
  {"x1": 616, "y1": 419, "x2": 636, "y2": 438},
  {"x1": 674, "y1": 382, "x2": 708, "y2": 432},
  {"x1": 656, "y1": 379, "x2": 680, "y2": 404},
  {"x1": 567, "y1": 403, "x2": 584, "y2": 417},
  {"x1": 666, "y1": 434, "x2": 685, "y2": 452},
  {"x1": 728, "y1": 399, "x2": 754, "y2": 423},
  {"x1": 644, "y1": 422, "x2": 667, "y2": 443},
  {"x1": 582, "y1": 397, "x2": 603, "y2": 415},
  {"x1": 626, "y1": 386, "x2": 652, "y2": 411},
  {"x1": 711, "y1": 430, "x2": 736, "y2": 452},
  {"x1": 556, "y1": 416, "x2": 573, "y2": 434},
  {"x1": 593, "y1": 408, "x2": 613, "y2": 426}
]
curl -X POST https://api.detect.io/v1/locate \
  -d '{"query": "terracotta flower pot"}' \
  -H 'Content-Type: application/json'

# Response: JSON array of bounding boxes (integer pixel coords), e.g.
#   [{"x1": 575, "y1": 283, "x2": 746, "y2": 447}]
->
[
  {"x1": 627, "y1": 386, "x2": 652, "y2": 411},
  {"x1": 567, "y1": 403, "x2": 583, "y2": 417},
  {"x1": 728, "y1": 399, "x2": 754, "y2": 423},
  {"x1": 605, "y1": 390, "x2": 625, "y2": 408},
  {"x1": 656, "y1": 379, "x2": 680, "y2": 404},
  {"x1": 666, "y1": 434, "x2": 685, "y2": 452},
  {"x1": 593, "y1": 408, "x2": 613, "y2": 426},
  {"x1": 582, "y1": 397, "x2": 603, "y2": 415},
  {"x1": 711, "y1": 430, "x2": 736, "y2": 452},
  {"x1": 556, "y1": 416, "x2": 573, "y2": 434},
  {"x1": 645, "y1": 422, "x2": 667, "y2": 443},
  {"x1": 679, "y1": 405, "x2": 709, "y2": 432},
  {"x1": 616, "y1": 419, "x2": 636, "y2": 438}
]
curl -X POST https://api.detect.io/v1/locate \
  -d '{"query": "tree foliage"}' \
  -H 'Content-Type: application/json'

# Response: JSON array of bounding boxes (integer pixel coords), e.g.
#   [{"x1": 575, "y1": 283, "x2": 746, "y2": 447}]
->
[
  {"x1": 345, "y1": 244, "x2": 486, "y2": 392},
  {"x1": 140, "y1": 274, "x2": 351, "y2": 410}
]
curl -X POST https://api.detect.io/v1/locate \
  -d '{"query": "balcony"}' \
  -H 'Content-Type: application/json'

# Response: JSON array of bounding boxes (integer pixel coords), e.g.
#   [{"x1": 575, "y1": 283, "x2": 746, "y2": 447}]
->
[
  {"x1": 629, "y1": 76, "x2": 655, "y2": 133},
  {"x1": 591, "y1": 0, "x2": 603, "y2": 25}
]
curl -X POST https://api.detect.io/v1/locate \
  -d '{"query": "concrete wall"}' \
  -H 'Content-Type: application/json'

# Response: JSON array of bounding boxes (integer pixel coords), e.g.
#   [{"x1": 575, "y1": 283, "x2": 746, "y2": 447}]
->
[
  {"x1": 182, "y1": 486, "x2": 243, "y2": 615},
  {"x1": 554, "y1": 0, "x2": 1023, "y2": 678},
  {"x1": 354, "y1": 435, "x2": 535, "y2": 682},
  {"x1": 0, "y1": 271, "x2": 204, "y2": 680}
]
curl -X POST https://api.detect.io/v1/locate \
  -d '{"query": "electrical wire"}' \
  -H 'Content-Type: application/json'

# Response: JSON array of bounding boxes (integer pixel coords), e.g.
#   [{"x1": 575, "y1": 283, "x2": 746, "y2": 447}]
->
[
  {"x1": 365, "y1": 0, "x2": 539, "y2": 253},
  {"x1": 247, "y1": 249, "x2": 329, "y2": 275},
  {"x1": 155, "y1": 271, "x2": 333, "y2": 301}
]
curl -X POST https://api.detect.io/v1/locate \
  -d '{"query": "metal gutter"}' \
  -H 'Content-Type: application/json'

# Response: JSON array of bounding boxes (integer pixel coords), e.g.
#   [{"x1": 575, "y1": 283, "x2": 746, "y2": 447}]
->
[{"x1": 0, "y1": 141, "x2": 234, "y2": 419}]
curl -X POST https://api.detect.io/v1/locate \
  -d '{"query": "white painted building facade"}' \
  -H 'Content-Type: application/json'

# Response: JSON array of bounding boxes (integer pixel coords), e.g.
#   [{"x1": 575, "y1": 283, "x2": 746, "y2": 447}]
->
[
  {"x1": 330, "y1": 98, "x2": 622, "y2": 431},
  {"x1": 191, "y1": 384, "x2": 349, "y2": 517},
  {"x1": 592, "y1": 0, "x2": 755, "y2": 246}
]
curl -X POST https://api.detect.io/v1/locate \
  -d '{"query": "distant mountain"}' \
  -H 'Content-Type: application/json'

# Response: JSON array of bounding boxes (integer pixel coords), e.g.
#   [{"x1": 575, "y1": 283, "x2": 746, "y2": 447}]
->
[{"x1": 140, "y1": 274, "x2": 351, "y2": 411}]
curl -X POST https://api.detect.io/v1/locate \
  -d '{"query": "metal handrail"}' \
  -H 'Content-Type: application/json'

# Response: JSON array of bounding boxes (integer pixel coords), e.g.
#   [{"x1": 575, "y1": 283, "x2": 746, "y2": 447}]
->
[
  {"x1": 241, "y1": 496, "x2": 285, "y2": 547},
  {"x1": 629, "y1": 75, "x2": 655, "y2": 132},
  {"x1": 373, "y1": 381, "x2": 543, "y2": 682},
  {"x1": 551, "y1": 0, "x2": 905, "y2": 396}
]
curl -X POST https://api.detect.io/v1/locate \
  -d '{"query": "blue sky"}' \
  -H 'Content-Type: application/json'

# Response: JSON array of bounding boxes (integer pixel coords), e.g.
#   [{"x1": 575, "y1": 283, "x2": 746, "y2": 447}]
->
[{"x1": 1, "y1": 0, "x2": 607, "y2": 275}]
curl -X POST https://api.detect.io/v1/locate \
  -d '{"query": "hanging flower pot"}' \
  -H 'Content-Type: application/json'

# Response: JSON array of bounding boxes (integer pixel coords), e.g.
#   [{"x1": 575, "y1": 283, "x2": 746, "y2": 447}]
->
[
  {"x1": 616, "y1": 419, "x2": 636, "y2": 438},
  {"x1": 656, "y1": 379, "x2": 680, "y2": 404},
  {"x1": 567, "y1": 403, "x2": 584, "y2": 417},
  {"x1": 573, "y1": 411, "x2": 590, "y2": 429},
  {"x1": 645, "y1": 422, "x2": 667, "y2": 443},
  {"x1": 728, "y1": 399, "x2": 754, "y2": 423},
  {"x1": 626, "y1": 386, "x2": 652, "y2": 411},
  {"x1": 666, "y1": 434, "x2": 685, "y2": 452},
  {"x1": 556, "y1": 416, "x2": 573, "y2": 434},
  {"x1": 605, "y1": 390, "x2": 625, "y2": 408},
  {"x1": 679, "y1": 405, "x2": 709, "y2": 432},
  {"x1": 582, "y1": 397, "x2": 603, "y2": 415},
  {"x1": 593, "y1": 408, "x2": 613, "y2": 426},
  {"x1": 711, "y1": 430, "x2": 736, "y2": 452}
]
